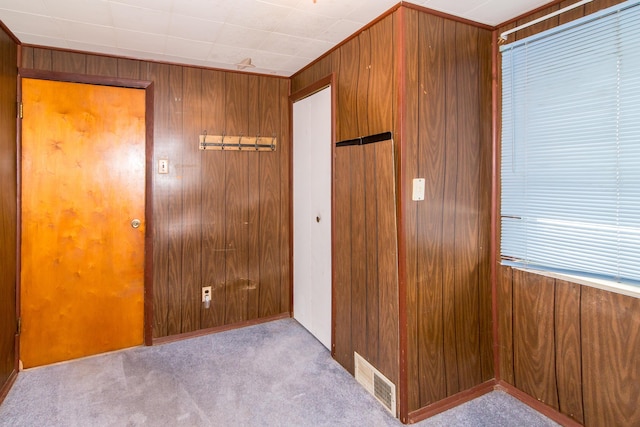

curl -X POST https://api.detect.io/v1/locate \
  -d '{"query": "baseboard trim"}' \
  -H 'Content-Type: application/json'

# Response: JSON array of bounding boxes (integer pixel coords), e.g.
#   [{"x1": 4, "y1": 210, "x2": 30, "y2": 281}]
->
[
  {"x1": 495, "y1": 381, "x2": 583, "y2": 427},
  {"x1": 407, "y1": 380, "x2": 496, "y2": 424},
  {"x1": 0, "y1": 369, "x2": 18, "y2": 405},
  {"x1": 152, "y1": 312, "x2": 291, "y2": 345}
]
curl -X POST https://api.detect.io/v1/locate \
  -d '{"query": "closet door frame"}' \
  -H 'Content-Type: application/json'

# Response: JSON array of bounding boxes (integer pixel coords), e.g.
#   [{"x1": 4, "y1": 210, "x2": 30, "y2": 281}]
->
[{"x1": 290, "y1": 75, "x2": 335, "y2": 353}]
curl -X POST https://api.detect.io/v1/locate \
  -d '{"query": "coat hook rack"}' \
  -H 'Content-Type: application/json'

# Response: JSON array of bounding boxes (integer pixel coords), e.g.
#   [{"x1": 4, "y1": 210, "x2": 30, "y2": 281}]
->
[{"x1": 199, "y1": 131, "x2": 277, "y2": 152}]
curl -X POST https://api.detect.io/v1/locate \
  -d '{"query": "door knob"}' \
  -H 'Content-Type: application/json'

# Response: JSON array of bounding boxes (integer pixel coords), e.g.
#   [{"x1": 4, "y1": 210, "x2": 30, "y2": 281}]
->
[{"x1": 131, "y1": 219, "x2": 141, "y2": 229}]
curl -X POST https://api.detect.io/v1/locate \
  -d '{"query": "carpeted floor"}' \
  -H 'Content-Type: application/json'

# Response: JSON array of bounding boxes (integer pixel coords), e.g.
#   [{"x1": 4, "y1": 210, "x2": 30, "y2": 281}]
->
[{"x1": 0, "y1": 318, "x2": 558, "y2": 426}]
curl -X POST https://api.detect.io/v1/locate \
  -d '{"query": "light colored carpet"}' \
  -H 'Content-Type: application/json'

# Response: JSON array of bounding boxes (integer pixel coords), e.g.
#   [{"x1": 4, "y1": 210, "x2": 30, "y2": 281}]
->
[{"x1": 0, "y1": 318, "x2": 558, "y2": 426}]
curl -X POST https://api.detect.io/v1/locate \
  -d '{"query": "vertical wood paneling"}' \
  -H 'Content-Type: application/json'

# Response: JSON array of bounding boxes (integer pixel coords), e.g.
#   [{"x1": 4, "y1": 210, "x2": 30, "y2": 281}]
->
[
  {"x1": 501, "y1": 267, "x2": 640, "y2": 425},
  {"x1": 0, "y1": 25, "x2": 18, "y2": 394},
  {"x1": 554, "y1": 279, "x2": 584, "y2": 424},
  {"x1": 166, "y1": 65, "x2": 184, "y2": 336},
  {"x1": 278, "y1": 79, "x2": 290, "y2": 314},
  {"x1": 147, "y1": 63, "x2": 171, "y2": 338},
  {"x1": 33, "y1": 48, "x2": 52, "y2": 70},
  {"x1": 364, "y1": 143, "x2": 380, "y2": 364},
  {"x1": 368, "y1": 15, "x2": 394, "y2": 135},
  {"x1": 257, "y1": 77, "x2": 281, "y2": 318},
  {"x1": 117, "y1": 59, "x2": 142, "y2": 80},
  {"x1": 441, "y1": 18, "x2": 461, "y2": 397},
  {"x1": 246, "y1": 75, "x2": 261, "y2": 321},
  {"x1": 374, "y1": 140, "x2": 399, "y2": 385},
  {"x1": 497, "y1": 266, "x2": 515, "y2": 384},
  {"x1": 179, "y1": 67, "x2": 202, "y2": 333},
  {"x1": 334, "y1": 139, "x2": 399, "y2": 382},
  {"x1": 513, "y1": 270, "x2": 559, "y2": 410},
  {"x1": 416, "y1": 11, "x2": 448, "y2": 406},
  {"x1": 224, "y1": 73, "x2": 250, "y2": 324},
  {"x1": 51, "y1": 51, "x2": 86, "y2": 74},
  {"x1": 21, "y1": 46, "x2": 34, "y2": 68},
  {"x1": 477, "y1": 25, "x2": 494, "y2": 384},
  {"x1": 357, "y1": 30, "x2": 371, "y2": 137},
  {"x1": 85, "y1": 56, "x2": 117, "y2": 77},
  {"x1": 336, "y1": 37, "x2": 359, "y2": 142},
  {"x1": 333, "y1": 144, "x2": 353, "y2": 371},
  {"x1": 582, "y1": 287, "x2": 640, "y2": 427},
  {"x1": 403, "y1": 7, "x2": 421, "y2": 412},
  {"x1": 200, "y1": 69, "x2": 227, "y2": 328},
  {"x1": 349, "y1": 145, "x2": 367, "y2": 359},
  {"x1": 453, "y1": 22, "x2": 481, "y2": 392}
]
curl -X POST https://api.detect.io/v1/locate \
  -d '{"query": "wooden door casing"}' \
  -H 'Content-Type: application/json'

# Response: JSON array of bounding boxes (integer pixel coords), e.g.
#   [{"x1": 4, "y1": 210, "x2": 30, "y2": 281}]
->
[{"x1": 20, "y1": 78, "x2": 146, "y2": 368}]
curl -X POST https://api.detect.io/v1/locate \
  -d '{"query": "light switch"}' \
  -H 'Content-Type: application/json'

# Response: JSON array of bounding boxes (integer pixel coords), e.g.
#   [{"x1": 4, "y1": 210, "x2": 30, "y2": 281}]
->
[
  {"x1": 158, "y1": 159, "x2": 168, "y2": 174},
  {"x1": 412, "y1": 178, "x2": 425, "y2": 201}
]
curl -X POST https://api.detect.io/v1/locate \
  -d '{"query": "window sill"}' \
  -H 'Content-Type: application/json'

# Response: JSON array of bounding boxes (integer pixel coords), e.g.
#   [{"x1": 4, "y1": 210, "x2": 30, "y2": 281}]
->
[{"x1": 514, "y1": 268, "x2": 640, "y2": 299}]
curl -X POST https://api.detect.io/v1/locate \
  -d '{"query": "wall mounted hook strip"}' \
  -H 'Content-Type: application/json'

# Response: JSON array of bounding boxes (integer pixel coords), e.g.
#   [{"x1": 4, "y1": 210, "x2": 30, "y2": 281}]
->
[{"x1": 199, "y1": 134, "x2": 277, "y2": 152}]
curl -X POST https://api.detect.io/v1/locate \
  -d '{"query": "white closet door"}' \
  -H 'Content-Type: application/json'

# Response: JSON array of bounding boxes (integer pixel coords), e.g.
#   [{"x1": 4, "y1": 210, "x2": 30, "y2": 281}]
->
[{"x1": 293, "y1": 86, "x2": 332, "y2": 350}]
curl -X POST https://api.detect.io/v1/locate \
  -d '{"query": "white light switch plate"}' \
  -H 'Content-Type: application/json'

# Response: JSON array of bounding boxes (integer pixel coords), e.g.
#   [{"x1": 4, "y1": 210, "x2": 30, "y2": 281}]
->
[
  {"x1": 412, "y1": 178, "x2": 425, "y2": 201},
  {"x1": 158, "y1": 159, "x2": 168, "y2": 174}
]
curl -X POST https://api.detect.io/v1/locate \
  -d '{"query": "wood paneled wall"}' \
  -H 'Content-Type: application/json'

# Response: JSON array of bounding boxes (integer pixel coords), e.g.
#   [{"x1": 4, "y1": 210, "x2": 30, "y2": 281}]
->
[
  {"x1": 293, "y1": 6, "x2": 492, "y2": 420},
  {"x1": 20, "y1": 47, "x2": 291, "y2": 339},
  {"x1": 334, "y1": 139, "x2": 399, "y2": 389},
  {"x1": 292, "y1": 13, "x2": 400, "y2": 388},
  {"x1": 495, "y1": 1, "x2": 637, "y2": 426},
  {"x1": 402, "y1": 7, "x2": 493, "y2": 414},
  {"x1": 498, "y1": 268, "x2": 640, "y2": 426},
  {"x1": 0, "y1": 25, "x2": 18, "y2": 398}
]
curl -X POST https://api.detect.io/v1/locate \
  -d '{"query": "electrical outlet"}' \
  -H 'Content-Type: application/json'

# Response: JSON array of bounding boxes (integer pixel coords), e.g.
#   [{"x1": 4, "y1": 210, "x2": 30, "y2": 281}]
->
[{"x1": 202, "y1": 286, "x2": 212, "y2": 302}]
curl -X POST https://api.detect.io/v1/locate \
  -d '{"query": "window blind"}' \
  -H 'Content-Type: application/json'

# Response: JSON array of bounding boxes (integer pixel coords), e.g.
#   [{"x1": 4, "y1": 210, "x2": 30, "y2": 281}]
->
[{"x1": 500, "y1": 0, "x2": 640, "y2": 286}]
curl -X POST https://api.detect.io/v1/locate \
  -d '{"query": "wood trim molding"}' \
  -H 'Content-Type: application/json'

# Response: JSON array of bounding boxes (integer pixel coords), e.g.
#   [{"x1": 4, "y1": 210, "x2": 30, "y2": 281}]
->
[
  {"x1": 152, "y1": 312, "x2": 291, "y2": 345},
  {"x1": 0, "y1": 369, "x2": 18, "y2": 405},
  {"x1": 490, "y1": 29, "x2": 501, "y2": 381},
  {"x1": 143, "y1": 82, "x2": 155, "y2": 346},
  {"x1": 395, "y1": 5, "x2": 409, "y2": 424},
  {"x1": 18, "y1": 68, "x2": 151, "y2": 89},
  {"x1": 289, "y1": 74, "x2": 333, "y2": 103},
  {"x1": 495, "y1": 381, "x2": 584, "y2": 427},
  {"x1": 497, "y1": 0, "x2": 570, "y2": 28},
  {"x1": 408, "y1": 380, "x2": 497, "y2": 423},
  {"x1": 0, "y1": 19, "x2": 21, "y2": 44},
  {"x1": 401, "y1": 2, "x2": 495, "y2": 30}
]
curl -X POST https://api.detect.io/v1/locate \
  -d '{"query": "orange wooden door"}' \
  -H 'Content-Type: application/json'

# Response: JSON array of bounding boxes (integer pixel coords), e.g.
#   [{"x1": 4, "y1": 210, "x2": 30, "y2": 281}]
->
[{"x1": 20, "y1": 78, "x2": 146, "y2": 368}]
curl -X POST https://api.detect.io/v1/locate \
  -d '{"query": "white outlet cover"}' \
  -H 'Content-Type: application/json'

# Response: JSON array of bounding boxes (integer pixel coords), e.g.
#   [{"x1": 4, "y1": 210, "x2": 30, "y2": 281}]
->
[{"x1": 412, "y1": 178, "x2": 425, "y2": 201}]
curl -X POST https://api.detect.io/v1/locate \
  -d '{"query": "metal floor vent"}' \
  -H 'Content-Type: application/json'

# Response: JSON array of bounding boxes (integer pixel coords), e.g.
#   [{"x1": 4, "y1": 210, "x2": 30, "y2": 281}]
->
[{"x1": 354, "y1": 352, "x2": 397, "y2": 417}]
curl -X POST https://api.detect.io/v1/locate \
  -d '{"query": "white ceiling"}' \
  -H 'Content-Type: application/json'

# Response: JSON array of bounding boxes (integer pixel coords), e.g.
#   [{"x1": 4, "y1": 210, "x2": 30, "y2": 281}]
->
[{"x1": 0, "y1": 0, "x2": 551, "y2": 77}]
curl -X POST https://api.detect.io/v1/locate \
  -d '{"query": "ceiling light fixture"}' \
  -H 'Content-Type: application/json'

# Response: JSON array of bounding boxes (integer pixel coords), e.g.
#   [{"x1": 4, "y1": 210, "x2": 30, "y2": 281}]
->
[{"x1": 236, "y1": 58, "x2": 256, "y2": 70}]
